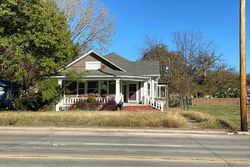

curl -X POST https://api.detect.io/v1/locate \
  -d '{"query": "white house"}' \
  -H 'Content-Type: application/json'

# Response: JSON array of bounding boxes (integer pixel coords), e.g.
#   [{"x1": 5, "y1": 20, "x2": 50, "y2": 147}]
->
[{"x1": 53, "y1": 50, "x2": 166, "y2": 111}]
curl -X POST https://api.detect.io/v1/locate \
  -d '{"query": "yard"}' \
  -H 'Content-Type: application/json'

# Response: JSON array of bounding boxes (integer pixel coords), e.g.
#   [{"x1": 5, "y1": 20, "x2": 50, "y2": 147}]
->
[
  {"x1": 1, "y1": 105, "x2": 249, "y2": 131},
  {"x1": 189, "y1": 105, "x2": 250, "y2": 129}
]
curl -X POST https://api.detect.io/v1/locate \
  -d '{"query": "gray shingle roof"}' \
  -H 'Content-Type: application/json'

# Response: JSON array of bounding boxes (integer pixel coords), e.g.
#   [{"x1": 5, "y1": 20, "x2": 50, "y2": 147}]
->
[
  {"x1": 104, "y1": 53, "x2": 160, "y2": 76},
  {"x1": 58, "y1": 51, "x2": 160, "y2": 77}
]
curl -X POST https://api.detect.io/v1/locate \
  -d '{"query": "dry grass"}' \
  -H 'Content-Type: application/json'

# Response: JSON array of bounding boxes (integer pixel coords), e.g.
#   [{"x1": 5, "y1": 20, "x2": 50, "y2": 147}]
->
[
  {"x1": 0, "y1": 111, "x2": 187, "y2": 128},
  {"x1": 180, "y1": 111, "x2": 237, "y2": 131},
  {"x1": 0, "y1": 109, "x2": 237, "y2": 130},
  {"x1": 190, "y1": 105, "x2": 250, "y2": 129}
]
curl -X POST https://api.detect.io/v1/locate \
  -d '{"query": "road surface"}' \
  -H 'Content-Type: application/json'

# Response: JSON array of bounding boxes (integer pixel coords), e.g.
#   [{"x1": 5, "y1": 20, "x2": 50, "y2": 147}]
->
[{"x1": 0, "y1": 129, "x2": 249, "y2": 167}]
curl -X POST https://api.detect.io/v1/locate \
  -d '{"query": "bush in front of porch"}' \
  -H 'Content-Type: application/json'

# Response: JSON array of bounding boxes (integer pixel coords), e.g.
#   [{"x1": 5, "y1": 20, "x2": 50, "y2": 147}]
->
[{"x1": 68, "y1": 97, "x2": 118, "y2": 111}]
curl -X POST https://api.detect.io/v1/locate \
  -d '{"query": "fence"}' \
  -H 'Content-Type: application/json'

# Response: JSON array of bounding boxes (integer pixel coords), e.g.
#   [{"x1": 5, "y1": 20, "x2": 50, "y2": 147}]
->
[{"x1": 192, "y1": 98, "x2": 240, "y2": 106}]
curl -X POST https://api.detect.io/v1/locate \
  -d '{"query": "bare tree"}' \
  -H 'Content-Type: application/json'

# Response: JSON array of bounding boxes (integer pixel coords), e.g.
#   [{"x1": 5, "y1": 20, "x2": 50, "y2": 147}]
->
[
  {"x1": 138, "y1": 35, "x2": 186, "y2": 108},
  {"x1": 172, "y1": 31, "x2": 221, "y2": 109},
  {"x1": 55, "y1": 0, "x2": 115, "y2": 52}
]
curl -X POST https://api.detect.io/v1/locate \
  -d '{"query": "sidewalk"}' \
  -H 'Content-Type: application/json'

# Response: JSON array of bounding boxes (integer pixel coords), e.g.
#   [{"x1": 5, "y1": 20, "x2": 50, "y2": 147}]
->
[{"x1": 0, "y1": 126, "x2": 249, "y2": 135}]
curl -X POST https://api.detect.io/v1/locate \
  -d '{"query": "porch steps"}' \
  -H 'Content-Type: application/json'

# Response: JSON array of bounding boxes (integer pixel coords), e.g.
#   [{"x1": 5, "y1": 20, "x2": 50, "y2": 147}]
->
[{"x1": 123, "y1": 105, "x2": 156, "y2": 111}]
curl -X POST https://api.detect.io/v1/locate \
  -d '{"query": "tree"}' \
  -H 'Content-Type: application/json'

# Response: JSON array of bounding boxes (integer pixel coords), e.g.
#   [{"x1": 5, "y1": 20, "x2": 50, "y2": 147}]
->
[
  {"x1": 172, "y1": 31, "x2": 222, "y2": 108},
  {"x1": 247, "y1": 73, "x2": 250, "y2": 86},
  {"x1": 139, "y1": 32, "x2": 237, "y2": 109},
  {"x1": 139, "y1": 35, "x2": 186, "y2": 108},
  {"x1": 0, "y1": 0, "x2": 79, "y2": 110},
  {"x1": 54, "y1": 0, "x2": 115, "y2": 52}
]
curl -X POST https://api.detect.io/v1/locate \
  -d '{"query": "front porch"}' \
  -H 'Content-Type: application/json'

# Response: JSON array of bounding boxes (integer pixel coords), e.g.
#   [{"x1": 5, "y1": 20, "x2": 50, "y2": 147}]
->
[{"x1": 56, "y1": 78, "x2": 165, "y2": 111}]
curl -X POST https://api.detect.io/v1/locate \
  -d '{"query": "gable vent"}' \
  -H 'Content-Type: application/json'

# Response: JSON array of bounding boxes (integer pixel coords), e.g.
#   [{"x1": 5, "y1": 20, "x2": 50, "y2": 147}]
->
[{"x1": 86, "y1": 61, "x2": 101, "y2": 70}]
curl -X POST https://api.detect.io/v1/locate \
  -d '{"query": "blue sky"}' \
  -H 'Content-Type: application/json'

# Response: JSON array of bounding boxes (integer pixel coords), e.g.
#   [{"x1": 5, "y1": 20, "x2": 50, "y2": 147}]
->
[{"x1": 102, "y1": 0, "x2": 250, "y2": 72}]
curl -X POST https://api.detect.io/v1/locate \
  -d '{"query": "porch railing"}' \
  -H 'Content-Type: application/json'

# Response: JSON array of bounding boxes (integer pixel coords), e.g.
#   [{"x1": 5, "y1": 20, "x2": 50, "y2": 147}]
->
[
  {"x1": 143, "y1": 96, "x2": 164, "y2": 112},
  {"x1": 62, "y1": 96, "x2": 111, "y2": 105},
  {"x1": 56, "y1": 96, "x2": 112, "y2": 111}
]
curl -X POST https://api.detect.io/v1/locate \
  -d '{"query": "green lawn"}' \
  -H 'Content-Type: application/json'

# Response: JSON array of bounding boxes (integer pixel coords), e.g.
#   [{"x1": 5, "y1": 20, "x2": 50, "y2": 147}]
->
[{"x1": 189, "y1": 105, "x2": 250, "y2": 129}]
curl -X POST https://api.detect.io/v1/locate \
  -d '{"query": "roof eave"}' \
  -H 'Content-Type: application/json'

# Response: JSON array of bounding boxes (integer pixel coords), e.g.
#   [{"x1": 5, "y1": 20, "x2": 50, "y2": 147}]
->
[{"x1": 60, "y1": 50, "x2": 127, "y2": 72}]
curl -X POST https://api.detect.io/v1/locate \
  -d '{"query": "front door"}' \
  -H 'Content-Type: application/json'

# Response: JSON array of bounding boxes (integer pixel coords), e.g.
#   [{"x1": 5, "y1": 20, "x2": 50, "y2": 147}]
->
[{"x1": 128, "y1": 84, "x2": 137, "y2": 101}]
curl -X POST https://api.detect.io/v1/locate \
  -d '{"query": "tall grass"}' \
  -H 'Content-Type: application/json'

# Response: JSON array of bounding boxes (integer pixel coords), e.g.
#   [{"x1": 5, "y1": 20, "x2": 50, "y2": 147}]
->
[
  {"x1": 0, "y1": 111, "x2": 187, "y2": 128},
  {"x1": 190, "y1": 105, "x2": 250, "y2": 129},
  {"x1": 180, "y1": 111, "x2": 237, "y2": 131}
]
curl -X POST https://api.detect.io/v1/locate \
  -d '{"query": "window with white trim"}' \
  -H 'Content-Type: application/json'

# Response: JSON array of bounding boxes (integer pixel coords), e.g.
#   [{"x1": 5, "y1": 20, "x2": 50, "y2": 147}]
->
[{"x1": 86, "y1": 61, "x2": 101, "y2": 70}]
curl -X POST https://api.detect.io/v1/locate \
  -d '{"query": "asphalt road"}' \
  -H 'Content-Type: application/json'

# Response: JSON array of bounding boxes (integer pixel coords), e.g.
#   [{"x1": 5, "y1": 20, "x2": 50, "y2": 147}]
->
[{"x1": 0, "y1": 129, "x2": 249, "y2": 167}]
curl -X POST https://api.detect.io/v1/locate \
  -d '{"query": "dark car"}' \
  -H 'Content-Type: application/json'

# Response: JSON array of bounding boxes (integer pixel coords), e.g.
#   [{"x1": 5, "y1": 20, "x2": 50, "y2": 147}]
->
[{"x1": 0, "y1": 80, "x2": 15, "y2": 109}]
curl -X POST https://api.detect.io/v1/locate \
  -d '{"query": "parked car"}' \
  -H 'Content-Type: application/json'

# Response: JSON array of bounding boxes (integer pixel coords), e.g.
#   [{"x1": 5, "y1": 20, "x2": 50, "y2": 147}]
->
[{"x1": 0, "y1": 80, "x2": 15, "y2": 109}]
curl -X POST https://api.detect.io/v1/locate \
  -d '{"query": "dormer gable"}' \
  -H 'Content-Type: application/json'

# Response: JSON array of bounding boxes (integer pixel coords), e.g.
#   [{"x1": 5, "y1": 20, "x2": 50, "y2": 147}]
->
[{"x1": 62, "y1": 50, "x2": 126, "y2": 73}]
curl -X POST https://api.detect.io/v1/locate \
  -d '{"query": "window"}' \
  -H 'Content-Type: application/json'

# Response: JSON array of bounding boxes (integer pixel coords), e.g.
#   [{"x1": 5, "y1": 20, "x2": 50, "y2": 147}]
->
[
  {"x1": 100, "y1": 81, "x2": 108, "y2": 95},
  {"x1": 87, "y1": 81, "x2": 98, "y2": 94},
  {"x1": 86, "y1": 61, "x2": 101, "y2": 70},
  {"x1": 109, "y1": 81, "x2": 116, "y2": 94},
  {"x1": 78, "y1": 82, "x2": 85, "y2": 94},
  {"x1": 65, "y1": 81, "x2": 77, "y2": 95}
]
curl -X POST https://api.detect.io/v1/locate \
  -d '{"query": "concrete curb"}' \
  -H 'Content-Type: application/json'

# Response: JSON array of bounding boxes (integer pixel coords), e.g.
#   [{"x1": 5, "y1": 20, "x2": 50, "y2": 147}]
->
[{"x1": 0, "y1": 126, "x2": 249, "y2": 135}]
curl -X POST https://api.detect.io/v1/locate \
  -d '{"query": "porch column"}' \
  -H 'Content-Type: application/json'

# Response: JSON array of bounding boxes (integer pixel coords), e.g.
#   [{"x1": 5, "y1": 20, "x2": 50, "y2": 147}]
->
[
  {"x1": 143, "y1": 81, "x2": 147, "y2": 97},
  {"x1": 140, "y1": 82, "x2": 143, "y2": 102},
  {"x1": 58, "y1": 79, "x2": 62, "y2": 88},
  {"x1": 151, "y1": 79, "x2": 155, "y2": 100},
  {"x1": 115, "y1": 79, "x2": 121, "y2": 104}
]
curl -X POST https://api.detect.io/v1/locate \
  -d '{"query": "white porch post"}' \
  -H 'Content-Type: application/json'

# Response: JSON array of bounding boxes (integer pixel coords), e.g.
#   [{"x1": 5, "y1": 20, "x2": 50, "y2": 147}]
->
[
  {"x1": 151, "y1": 79, "x2": 155, "y2": 100},
  {"x1": 140, "y1": 82, "x2": 143, "y2": 102},
  {"x1": 58, "y1": 79, "x2": 62, "y2": 88},
  {"x1": 115, "y1": 79, "x2": 121, "y2": 104},
  {"x1": 143, "y1": 81, "x2": 148, "y2": 97},
  {"x1": 155, "y1": 80, "x2": 158, "y2": 98}
]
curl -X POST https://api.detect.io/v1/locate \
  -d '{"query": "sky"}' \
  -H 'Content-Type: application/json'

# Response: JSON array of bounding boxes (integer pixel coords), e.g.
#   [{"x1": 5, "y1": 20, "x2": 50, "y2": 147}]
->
[{"x1": 101, "y1": 0, "x2": 250, "y2": 72}]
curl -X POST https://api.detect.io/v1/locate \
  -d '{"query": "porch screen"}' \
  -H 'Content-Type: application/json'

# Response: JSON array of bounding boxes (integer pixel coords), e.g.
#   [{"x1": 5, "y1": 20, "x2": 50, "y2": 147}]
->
[
  {"x1": 100, "y1": 81, "x2": 108, "y2": 95},
  {"x1": 109, "y1": 81, "x2": 116, "y2": 94},
  {"x1": 65, "y1": 81, "x2": 77, "y2": 95},
  {"x1": 78, "y1": 82, "x2": 85, "y2": 94},
  {"x1": 87, "y1": 81, "x2": 98, "y2": 94}
]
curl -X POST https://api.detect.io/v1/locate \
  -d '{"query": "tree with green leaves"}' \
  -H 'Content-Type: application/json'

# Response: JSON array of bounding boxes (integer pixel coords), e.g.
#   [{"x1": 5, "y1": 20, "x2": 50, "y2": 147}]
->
[
  {"x1": 247, "y1": 73, "x2": 250, "y2": 86},
  {"x1": 139, "y1": 32, "x2": 240, "y2": 109},
  {"x1": 139, "y1": 35, "x2": 186, "y2": 108},
  {"x1": 0, "y1": 0, "x2": 79, "y2": 110}
]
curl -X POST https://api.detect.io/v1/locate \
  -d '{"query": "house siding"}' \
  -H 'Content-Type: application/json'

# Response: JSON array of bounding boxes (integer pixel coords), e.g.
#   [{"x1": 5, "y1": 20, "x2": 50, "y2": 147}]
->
[{"x1": 63, "y1": 53, "x2": 122, "y2": 73}]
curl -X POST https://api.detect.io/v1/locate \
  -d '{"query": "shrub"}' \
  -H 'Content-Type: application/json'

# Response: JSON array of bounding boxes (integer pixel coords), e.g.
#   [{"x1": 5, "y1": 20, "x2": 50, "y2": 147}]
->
[
  {"x1": 69, "y1": 100, "x2": 101, "y2": 111},
  {"x1": 86, "y1": 97, "x2": 96, "y2": 103},
  {"x1": 15, "y1": 93, "x2": 42, "y2": 111},
  {"x1": 87, "y1": 93, "x2": 101, "y2": 98},
  {"x1": 101, "y1": 100, "x2": 118, "y2": 111}
]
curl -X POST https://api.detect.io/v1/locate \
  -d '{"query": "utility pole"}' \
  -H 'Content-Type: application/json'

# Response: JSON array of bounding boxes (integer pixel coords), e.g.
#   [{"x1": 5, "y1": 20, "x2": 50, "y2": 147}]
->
[{"x1": 240, "y1": 0, "x2": 248, "y2": 131}]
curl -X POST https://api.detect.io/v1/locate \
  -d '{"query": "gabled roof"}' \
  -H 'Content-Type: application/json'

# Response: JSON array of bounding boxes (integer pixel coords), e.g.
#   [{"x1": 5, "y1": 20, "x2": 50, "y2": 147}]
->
[
  {"x1": 58, "y1": 51, "x2": 160, "y2": 78},
  {"x1": 64, "y1": 50, "x2": 126, "y2": 72},
  {"x1": 104, "y1": 53, "x2": 160, "y2": 76}
]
